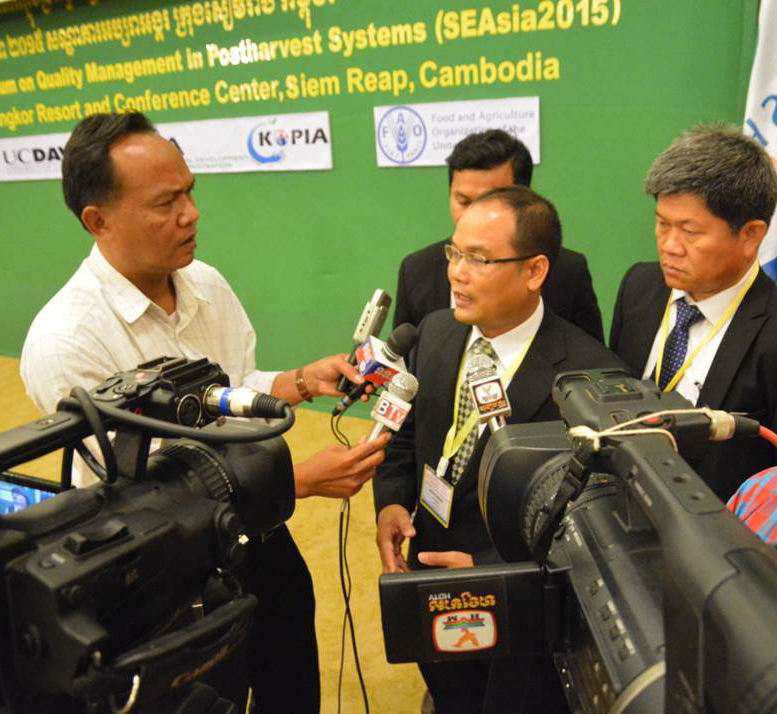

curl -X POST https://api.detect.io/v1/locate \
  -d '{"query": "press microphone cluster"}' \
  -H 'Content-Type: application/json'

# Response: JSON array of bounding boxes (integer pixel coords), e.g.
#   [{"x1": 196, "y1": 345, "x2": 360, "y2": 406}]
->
[
  {"x1": 333, "y1": 322, "x2": 419, "y2": 415},
  {"x1": 467, "y1": 354, "x2": 511, "y2": 433},
  {"x1": 336, "y1": 289, "x2": 392, "y2": 394},
  {"x1": 368, "y1": 371, "x2": 419, "y2": 441}
]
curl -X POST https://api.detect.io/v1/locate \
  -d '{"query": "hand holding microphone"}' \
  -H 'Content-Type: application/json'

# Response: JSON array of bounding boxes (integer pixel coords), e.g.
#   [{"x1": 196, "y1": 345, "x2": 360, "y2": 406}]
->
[
  {"x1": 333, "y1": 323, "x2": 419, "y2": 415},
  {"x1": 467, "y1": 353, "x2": 511, "y2": 433}
]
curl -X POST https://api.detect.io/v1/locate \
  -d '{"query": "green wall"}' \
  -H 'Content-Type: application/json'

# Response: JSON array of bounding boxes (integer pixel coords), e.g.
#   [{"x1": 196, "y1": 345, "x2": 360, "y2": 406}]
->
[{"x1": 0, "y1": 0, "x2": 759, "y2": 412}]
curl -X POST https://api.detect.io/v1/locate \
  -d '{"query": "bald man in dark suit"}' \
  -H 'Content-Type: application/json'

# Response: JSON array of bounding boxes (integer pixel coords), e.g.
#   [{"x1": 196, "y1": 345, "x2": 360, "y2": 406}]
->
[{"x1": 376, "y1": 186, "x2": 622, "y2": 714}]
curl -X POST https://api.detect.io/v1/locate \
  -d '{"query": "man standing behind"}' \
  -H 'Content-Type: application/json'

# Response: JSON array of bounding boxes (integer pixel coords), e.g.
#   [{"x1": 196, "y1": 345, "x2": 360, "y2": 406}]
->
[
  {"x1": 393, "y1": 129, "x2": 604, "y2": 341},
  {"x1": 375, "y1": 186, "x2": 621, "y2": 714},
  {"x1": 20, "y1": 112, "x2": 389, "y2": 713},
  {"x1": 610, "y1": 124, "x2": 777, "y2": 501}
]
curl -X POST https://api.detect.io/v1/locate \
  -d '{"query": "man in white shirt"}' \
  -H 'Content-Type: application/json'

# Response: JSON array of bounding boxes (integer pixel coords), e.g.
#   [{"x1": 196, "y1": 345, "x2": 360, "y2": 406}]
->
[
  {"x1": 20, "y1": 112, "x2": 390, "y2": 713},
  {"x1": 610, "y1": 124, "x2": 777, "y2": 501}
]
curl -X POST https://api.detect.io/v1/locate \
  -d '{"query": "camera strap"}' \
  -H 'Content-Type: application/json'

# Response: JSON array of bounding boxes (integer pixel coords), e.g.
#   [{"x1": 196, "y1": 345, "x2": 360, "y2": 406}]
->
[{"x1": 530, "y1": 441, "x2": 595, "y2": 564}]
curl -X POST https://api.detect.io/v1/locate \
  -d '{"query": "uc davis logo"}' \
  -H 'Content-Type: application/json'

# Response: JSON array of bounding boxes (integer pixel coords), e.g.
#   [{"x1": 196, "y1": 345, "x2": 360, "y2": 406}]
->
[{"x1": 377, "y1": 106, "x2": 426, "y2": 164}]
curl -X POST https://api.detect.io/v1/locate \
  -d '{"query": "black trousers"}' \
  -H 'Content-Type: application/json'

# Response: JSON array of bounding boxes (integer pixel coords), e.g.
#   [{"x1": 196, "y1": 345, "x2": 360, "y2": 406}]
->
[
  {"x1": 204, "y1": 525, "x2": 320, "y2": 714},
  {"x1": 419, "y1": 650, "x2": 568, "y2": 714}
]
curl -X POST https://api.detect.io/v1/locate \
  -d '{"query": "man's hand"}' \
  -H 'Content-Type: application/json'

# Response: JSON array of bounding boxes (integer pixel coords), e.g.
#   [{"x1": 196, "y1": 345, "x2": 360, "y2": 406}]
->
[
  {"x1": 376, "y1": 504, "x2": 416, "y2": 573},
  {"x1": 304, "y1": 354, "x2": 364, "y2": 398},
  {"x1": 272, "y1": 354, "x2": 372, "y2": 405},
  {"x1": 417, "y1": 551, "x2": 474, "y2": 569},
  {"x1": 294, "y1": 432, "x2": 389, "y2": 499}
]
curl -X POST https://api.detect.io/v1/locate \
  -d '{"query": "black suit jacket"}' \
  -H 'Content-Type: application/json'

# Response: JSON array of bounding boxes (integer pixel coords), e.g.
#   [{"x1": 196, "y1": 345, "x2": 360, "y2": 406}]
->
[
  {"x1": 610, "y1": 262, "x2": 777, "y2": 499},
  {"x1": 374, "y1": 308, "x2": 623, "y2": 567},
  {"x1": 393, "y1": 239, "x2": 605, "y2": 342}
]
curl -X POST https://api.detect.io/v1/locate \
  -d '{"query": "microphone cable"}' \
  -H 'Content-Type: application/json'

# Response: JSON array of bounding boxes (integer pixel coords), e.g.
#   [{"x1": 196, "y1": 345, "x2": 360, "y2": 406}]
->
[{"x1": 327, "y1": 420, "x2": 370, "y2": 714}]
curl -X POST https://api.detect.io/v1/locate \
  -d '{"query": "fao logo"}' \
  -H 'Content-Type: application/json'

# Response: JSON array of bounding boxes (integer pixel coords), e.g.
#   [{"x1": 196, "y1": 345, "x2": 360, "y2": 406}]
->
[{"x1": 377, "y1": 106, "x2": 426, "y2": 165}]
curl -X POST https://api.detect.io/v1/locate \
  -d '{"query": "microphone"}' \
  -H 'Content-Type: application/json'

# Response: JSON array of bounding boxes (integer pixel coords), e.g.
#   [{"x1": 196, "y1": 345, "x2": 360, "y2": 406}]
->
[
  {"x1": 336, "y1": 289, "x2": 392, "y2": 394},
  {"x1": 467, "y1": 354, "x2": 511, "y2": 433},
  {"x1": 332, "y1": 322, "x2": 419, "y2": 415},
  {"x1": 203, "y1": 386, "x2": 289, "y2": 419},
  {"x1": 368, "y1": 371, "x2": 419, "y2": 441}
]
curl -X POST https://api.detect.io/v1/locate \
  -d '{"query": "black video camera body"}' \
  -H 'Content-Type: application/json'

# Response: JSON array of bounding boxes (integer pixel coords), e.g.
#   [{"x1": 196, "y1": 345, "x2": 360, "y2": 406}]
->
[
  {"x1": 0, "y1": 357, "x2": 296, "y2": 714},
  {"x1": 380, "y1": 369, "x2": 777, "y2": 714}
]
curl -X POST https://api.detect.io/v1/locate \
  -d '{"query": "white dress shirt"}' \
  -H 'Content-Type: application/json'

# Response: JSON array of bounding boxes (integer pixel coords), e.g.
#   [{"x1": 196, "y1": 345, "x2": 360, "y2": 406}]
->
[
  {"x1": 21, "y1": 245, "x2": 279, "y2": 485},
  {"x1": 641, "y1": 262, "x2": 757, "y2": 404}
]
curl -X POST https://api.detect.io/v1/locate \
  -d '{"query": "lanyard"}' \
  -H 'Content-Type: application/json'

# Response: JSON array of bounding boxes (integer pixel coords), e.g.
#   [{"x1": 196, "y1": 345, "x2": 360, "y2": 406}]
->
[
  {"x1": 655, "y1": 262, "x2": 758, "y2": 393},
  {"x1": 437, "y1": 333, "x2": 535, "y2": 476}
]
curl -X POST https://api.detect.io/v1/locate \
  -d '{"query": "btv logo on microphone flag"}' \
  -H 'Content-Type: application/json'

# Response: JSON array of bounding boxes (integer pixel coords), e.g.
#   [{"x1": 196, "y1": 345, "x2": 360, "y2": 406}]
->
[
  {"x1": 371, "y1": 392, "x2": 411, "y2": 432},
  {"x1": 745, "y1": 0, "x2": 777, "y2": 281}
]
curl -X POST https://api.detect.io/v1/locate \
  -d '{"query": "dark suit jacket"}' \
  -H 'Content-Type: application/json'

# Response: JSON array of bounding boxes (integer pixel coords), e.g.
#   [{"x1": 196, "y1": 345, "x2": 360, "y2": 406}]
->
[
  {"x1": 610, "y1": 262, "x2": 777, "y2": 500},
  {"x1": 374, "y1": 308, "x2": 624, "y2": 567},
  {"x1": 393, "y1": 239, "x2": 605, "y2": 342}
]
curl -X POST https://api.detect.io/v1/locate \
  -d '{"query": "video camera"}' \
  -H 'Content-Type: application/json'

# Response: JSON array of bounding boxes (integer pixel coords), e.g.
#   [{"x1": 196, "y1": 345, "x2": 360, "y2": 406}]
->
[
  {"x1": 380, "y1": 369, "x2": 777, "y2": 713},
  {"x1": 0, "y1": 357, "x2": 296, "y2": 714}
]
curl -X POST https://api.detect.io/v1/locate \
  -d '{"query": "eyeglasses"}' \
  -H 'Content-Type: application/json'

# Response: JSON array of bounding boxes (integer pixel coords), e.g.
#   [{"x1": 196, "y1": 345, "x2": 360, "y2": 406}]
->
[{"x1": 444, "y1": 243, "x2": 539, "y2": 270}]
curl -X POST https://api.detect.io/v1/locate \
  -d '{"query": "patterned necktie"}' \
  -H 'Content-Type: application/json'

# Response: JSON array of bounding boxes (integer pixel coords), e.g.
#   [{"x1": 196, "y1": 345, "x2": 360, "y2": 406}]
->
[
  {"x1": 658, "y1": 297, "x2": 704, "y2": 390},
  {"x1": 450, "y1": 338, "x2": 498, "y2": 485}
]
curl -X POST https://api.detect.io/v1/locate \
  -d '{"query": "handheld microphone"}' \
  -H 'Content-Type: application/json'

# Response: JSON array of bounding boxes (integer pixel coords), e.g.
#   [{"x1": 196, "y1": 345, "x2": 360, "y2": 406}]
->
[
  {"x1": 336, "y1": 289, "x2": 392, "y2": 394},
  {"x1": 203, "y1": 385, "x2": 289, "y2": 419},
  {"x1": 467, "y1": 354, "x2": 511, "y2": 433},
  {"x1": 332, "y1": 322, "x2": 419, "y2": 415},
  {"x1": 368, "y1": 372, "x2": 419, "y2": 441}
]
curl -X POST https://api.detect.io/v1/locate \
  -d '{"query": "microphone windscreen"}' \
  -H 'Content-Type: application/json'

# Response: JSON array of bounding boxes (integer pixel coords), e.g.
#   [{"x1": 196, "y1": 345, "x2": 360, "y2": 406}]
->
[{"x1": 383, "y1": 323, "x2": 419, "y2": 361}]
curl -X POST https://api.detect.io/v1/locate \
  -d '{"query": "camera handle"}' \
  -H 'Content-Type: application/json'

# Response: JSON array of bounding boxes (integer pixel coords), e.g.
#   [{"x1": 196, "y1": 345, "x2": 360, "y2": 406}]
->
[
  {"x1": 529, "y1": 440, "x2": 596, "y2": 564},
  {"x1": 73, "y1": 595, "x2": 257, "y2": 712}
]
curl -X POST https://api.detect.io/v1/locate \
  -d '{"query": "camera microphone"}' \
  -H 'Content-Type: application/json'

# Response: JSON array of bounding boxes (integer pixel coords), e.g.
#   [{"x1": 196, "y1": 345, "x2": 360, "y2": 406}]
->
[
  {"x1": 204, "y1": 386, "x2": 289, "y2": 420},
  {"x1": 467, "y1": 354, "x2": 511, "y2": 433},
  {"x1": 367, "y1": 371, "x2": 419, "y2": 441},
  {"x1": 333, "y1": 322, "x2": 419, "y2": 415},
  {"x1": 336, "y1": 289, "x2": 392, "y2": 394}
]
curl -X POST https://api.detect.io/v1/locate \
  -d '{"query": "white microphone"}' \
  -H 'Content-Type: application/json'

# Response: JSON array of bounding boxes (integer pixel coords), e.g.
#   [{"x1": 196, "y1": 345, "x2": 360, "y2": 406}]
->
[
  {"x1": 336, "y1": 289, "x2": 392, "y2": 394},
  {"x1": 467, "y1": 354, "x2": 511, "y2": 433},
  {"x1": 367, "y1": 371, "x2": 419, "y2": 441}
]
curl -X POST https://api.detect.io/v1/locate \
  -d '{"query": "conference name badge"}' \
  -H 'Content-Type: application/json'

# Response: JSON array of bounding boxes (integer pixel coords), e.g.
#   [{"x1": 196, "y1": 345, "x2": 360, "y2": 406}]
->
[{"x1": 420, "y1": 464, "x2": 453, "y2": 528}]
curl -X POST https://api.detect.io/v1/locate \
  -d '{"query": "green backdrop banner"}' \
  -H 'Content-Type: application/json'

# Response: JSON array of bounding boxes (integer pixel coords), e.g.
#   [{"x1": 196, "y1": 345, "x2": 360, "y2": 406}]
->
[{"x1": 0, "y1": 0, "x2": 759, "y2": 413}]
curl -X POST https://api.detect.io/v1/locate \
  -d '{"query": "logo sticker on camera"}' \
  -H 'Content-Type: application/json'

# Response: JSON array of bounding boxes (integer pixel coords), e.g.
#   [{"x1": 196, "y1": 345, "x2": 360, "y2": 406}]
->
[
  {"x1": 432, "y1": 610, "x2": 497, "y2": 652},
  {"x1": 419, "y1": 578, "x2": 508, "y2": 659}
]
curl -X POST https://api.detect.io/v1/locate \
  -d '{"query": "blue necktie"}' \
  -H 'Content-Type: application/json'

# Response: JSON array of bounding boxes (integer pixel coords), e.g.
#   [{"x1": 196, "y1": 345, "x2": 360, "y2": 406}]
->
[{"x1": 658, "y1": 297, "x2": 704, "y2": 390}]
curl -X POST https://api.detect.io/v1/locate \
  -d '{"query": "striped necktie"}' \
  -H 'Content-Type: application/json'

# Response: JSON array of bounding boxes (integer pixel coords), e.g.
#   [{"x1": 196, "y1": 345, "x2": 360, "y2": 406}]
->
[{"x1": 450, "y1": 338, "x2": 498, "y2": 485}]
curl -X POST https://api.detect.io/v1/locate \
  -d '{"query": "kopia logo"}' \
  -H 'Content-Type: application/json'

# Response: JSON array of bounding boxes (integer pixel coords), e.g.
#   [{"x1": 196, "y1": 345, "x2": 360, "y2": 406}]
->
[{"x1": 247, "y1": 118, "x2": 329, "y2": 165}]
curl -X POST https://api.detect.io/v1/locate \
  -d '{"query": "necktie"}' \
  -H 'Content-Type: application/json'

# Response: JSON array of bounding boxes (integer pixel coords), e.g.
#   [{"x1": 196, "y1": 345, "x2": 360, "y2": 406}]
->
[
  {"x1": 450, "y1": 338, "x2": 498, "y2": 484},
  {"x1": 658, "y1": 297, "x2": 704, "y2": 390}
]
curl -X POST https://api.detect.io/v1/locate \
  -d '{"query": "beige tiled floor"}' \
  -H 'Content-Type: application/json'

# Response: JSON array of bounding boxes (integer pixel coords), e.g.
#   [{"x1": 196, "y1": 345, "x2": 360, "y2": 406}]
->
[{"x1": 0, "y1": 355, "x2": 425, "y2": 713}]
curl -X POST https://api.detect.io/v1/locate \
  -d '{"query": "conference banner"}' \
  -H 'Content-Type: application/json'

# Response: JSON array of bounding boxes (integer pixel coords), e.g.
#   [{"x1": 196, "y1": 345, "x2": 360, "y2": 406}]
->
[
  {"x1": 0, "y1": 110, "x2": 332, "y2": 180},
  {"x1": 744, "y1": 0, "x2": 777, "y2": 281},
  {"x1": 372, "y1": 96, "x2": 539, "y2": 168}
]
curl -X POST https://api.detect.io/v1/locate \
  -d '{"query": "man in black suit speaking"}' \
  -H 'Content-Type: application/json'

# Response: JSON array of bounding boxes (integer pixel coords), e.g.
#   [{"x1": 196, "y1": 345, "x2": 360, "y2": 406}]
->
[
  {"x1": 392, "y1": 129, "x2": 604, "y2": 341},
  {"x1": 374, "y1": 185, "x2": 621, "y2": 714},
  {"x1": 610, "y1": 124, "x2": 777, "y2": 500}
]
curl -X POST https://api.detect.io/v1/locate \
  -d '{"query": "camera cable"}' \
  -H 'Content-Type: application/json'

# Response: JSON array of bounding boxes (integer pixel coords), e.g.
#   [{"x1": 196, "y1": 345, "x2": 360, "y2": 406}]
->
[{"x1": 328, "y1": 415, "x2": 370, "y2": 714}]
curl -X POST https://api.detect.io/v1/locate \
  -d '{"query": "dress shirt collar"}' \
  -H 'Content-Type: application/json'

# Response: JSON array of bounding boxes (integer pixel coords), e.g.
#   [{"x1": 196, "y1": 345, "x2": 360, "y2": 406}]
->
[
  {"x1": 671, "y1": 260, "x2": 758, "y2": 324},
  {"x1": 87, "y1": 244, "x2": 208, "y2": 324},
  {"x1": 465, "y1": 298, "x2": 544, "y2": 367}
]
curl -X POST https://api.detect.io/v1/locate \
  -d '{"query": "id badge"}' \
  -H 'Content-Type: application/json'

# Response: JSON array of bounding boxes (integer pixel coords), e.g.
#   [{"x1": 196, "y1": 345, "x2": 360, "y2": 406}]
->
[{"x1": 420, "y1": 463, "x2": 454, "y2": 528}]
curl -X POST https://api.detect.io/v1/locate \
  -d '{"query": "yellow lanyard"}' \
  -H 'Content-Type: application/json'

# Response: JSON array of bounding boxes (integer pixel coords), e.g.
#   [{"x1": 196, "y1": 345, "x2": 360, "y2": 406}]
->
[
  {"x1": 439, "y1": 333, "x2": 535, "y2": 470},
  {"x1": 654, "y1": 263, "x2": 758, "y2": 393}
]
